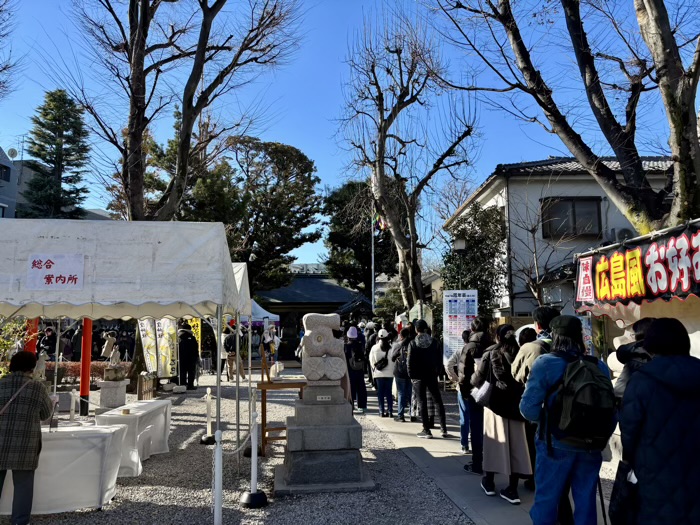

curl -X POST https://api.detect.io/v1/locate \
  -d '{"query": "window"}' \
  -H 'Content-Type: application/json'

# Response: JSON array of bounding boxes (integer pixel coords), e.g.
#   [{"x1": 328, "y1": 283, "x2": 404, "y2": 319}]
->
[
  {"x1": 541, "y1": 197, "x2": 601, "y2": 239},
  {"x1": 0, "y1": 165, "x2": 10, "y2": 182},
  {"x1": 0, "y1": 205, "x2": 6, "y2": 218}
]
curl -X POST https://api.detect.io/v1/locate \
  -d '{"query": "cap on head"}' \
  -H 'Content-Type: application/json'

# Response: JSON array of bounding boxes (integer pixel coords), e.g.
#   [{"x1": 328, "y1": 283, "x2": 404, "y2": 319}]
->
[
  {"x1": 347, "y1": 326, "x2": 358, "y2": 339},
  {"x1": 550, "y1": 315, "x2": 582, "y2": 338},
  {"x1": 378, "y1": 329, "x2": 390, "y2": 339}
]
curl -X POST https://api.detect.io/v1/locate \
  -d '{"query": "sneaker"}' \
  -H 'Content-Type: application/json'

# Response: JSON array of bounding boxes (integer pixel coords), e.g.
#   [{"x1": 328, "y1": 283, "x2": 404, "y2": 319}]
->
[
  {"x1": 410, "y1": 416, "x2": 419, "y2": 422},
  {"x1": 394, "y1": 416, "x2": 406, "y2": 422},
  {"x1": 461, "y1": 446, "x2": 470, "y2": 454},
  {"x1": 464, "y1": 463, "x2": 483, "y2": 475},
  {"x1": 416, "y1": 429, "x2": 433, "y2": 439},
  {"x1": 523, "y1": 478, "x2": 536, "y2": 491},
  {"x1": 381, "y1": 412, "x2": 389, "y2": 418},
  {"x1": 481, "y1": 478, "x2": 496, "y2": 496},
  {"x1": 441, "y1": 430, "x2": 450, "y2": 438},
  {"x1": 500, "y1": 487, "x2": 521, "y2": 505}
]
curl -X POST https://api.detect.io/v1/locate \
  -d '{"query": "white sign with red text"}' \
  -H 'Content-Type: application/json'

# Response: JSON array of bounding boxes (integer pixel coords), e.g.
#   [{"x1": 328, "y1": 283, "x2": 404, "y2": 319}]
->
[{"x1": 26, "y1": 254, "x2": 84, "y2": 291}]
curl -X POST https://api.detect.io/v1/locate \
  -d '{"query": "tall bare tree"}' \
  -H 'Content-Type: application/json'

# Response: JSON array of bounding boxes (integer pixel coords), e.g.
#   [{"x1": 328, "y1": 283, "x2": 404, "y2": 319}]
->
[
  {"x1": 342, "y1": 16, "x2": 475, "y2": 308},
  {"x1": 0, "y1": 0, "x2": 16, "y2": 100},
  {"x1": 72, "y1": 0, "x2": 298, "y2": 220},
  {"x1": 433, "y1": 0, "x2": 700, "y2": 234}
]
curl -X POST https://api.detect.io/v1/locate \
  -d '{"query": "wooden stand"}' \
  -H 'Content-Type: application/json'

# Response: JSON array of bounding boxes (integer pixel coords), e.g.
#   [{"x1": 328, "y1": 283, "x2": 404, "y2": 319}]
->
[
  {"x1": 255, "y1": 380, "x2": 306, "y2": 456},
  {"x1": 260, "y1": 349, "x2": 271, "y2": 382}
]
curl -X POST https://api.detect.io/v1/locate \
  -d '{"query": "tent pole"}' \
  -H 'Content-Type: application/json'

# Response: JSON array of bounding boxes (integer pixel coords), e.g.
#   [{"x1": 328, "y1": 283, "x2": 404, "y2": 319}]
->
[
  {"x1": 214, "y1": 304, "x2": 223, "y2": 525},
  {"x1": 79, "y1": 319, "x2": 93, "y2": 416},
  {"x1": 52, "y1": 318, "x2": 64, "y2": 396},
  {"x1": 248, "y1": 317, "x2": 252, "y2": 431},
  {"x1": 235, "y1": 312, "x2": 241, "y2": 451}
]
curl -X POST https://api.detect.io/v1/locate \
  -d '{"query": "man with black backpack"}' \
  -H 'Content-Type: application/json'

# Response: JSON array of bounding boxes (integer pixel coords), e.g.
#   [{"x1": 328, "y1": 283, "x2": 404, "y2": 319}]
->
[{"x1": 520, "y1": 315, "x2": 616, "y2": 525}]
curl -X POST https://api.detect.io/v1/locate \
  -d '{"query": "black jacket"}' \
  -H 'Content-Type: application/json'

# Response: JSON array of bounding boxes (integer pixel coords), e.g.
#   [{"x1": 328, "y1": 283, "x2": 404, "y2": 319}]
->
[
  {"x1": 39, "y1": 333, "x2": 57, "y2": 355},
  {"x1": 178, "y1": 330, "x2": 199, "y2": 364},
  {"x1": 473, "y1": 345, "x2": 525, "y2": 421},
  {"x1": 613, "y1": 341, "x2": 652, "y2": 402},
  {"x1": 457, "y1": 331, "x2": 492, "y2": 397},
  {"x1": 620, "y1": 355, "x2": 700, "y2": 525},
  {"x1": 391, "y1": 339, "x2": 410, "y2": 379},
  {"x1": 407, "y1": 333, "x2": 439, "y2": 381}
]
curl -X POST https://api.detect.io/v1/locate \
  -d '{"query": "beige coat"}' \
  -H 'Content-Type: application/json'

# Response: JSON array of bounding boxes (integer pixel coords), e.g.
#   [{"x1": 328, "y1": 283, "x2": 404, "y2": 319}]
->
[{"x1": 511, "y1": 341, "x2": 548, "y2": 384}]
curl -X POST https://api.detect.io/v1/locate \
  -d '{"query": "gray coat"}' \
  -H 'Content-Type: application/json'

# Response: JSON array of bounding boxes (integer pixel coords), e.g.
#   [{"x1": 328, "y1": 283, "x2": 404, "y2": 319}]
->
[{"x1": 0, "y1": 373, "x2": 53, "y2": 470}]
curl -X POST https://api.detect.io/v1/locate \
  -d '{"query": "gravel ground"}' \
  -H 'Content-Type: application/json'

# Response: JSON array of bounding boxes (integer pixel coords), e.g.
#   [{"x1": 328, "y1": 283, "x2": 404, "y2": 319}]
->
[{"x1": 11, "y1": 371, "x2": 471, "y2": 525}]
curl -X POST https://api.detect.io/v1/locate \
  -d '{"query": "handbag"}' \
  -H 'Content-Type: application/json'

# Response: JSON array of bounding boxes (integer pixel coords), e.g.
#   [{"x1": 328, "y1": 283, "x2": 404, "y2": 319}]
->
[
  {"x1": 608, "y1": 460, "x2": 638, "y2": 525},
  {"x1": 470, "y1": 355, "x2": 493, "y2": 407}
]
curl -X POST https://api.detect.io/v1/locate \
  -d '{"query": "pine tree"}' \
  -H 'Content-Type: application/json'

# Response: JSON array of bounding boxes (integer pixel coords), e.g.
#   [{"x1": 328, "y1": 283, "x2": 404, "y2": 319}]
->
[{"x1": 19, "y1": 89, "x2": 90, "y2": 218}]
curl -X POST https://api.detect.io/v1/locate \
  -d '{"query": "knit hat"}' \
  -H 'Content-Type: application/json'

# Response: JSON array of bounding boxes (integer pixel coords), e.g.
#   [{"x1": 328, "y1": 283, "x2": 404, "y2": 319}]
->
[
  {"x1": 378, "y1": 329, "x2": 390, "y2": 339},
  {"x1": 550, "y1": 315, "x2": 582, "y2": 338},
  {"x1": 347, "y1": 326, "x2": 358, "y2": 339}
]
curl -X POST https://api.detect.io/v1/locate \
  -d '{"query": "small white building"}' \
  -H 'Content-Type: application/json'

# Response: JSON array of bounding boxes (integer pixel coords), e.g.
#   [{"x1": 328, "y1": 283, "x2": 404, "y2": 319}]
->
[
  {"x1": 444, "y1": 157, "x2": 671, "y2": 320},
  {"x1": 0, "y1": 147, "x2": 19, "y2": 218}
]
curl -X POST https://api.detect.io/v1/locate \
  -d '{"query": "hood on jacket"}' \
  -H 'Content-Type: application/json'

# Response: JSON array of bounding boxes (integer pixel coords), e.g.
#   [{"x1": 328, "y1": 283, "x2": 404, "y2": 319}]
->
[
  {"x1": 414, "y1": 333, "x2": 433, "y2": 349},
  {"x1": 639, "y1": 355, "x2": 700, "y2": 396},
  {"x1": 616, "y1": 341, "x2": 651, "y2": 364}
]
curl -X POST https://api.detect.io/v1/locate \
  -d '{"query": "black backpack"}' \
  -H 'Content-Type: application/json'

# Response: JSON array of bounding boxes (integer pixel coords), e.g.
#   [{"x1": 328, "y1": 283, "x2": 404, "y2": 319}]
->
[
  {"x1": 395, "y1": 344, "x2": 409, "y2": 377},
  {"x1": 348, "y1": 342, "x2": 365, "y2": 371},
  {"x1": 543, "y1": 352, "x2": 616, "y2": 452}
]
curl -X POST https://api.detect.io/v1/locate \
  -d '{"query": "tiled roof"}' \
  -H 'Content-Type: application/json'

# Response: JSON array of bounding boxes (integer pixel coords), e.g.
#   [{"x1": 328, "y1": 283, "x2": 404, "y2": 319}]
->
[
  {"x1": 494, "y1": 156, "x2": 672, "y2": 176},
  {"x1": 257, "y1": 274, "x2": 359, "y2": 305},
  {"x1": 444, "y1": 156, "x2": 672, "y2": 230}
]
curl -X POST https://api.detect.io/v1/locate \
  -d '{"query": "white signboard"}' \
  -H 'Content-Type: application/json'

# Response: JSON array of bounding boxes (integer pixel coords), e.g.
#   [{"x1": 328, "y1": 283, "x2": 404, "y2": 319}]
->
[
  {"x1": 442, "y1": 290, "x2": 478, "y2": 365},
  {"x1": 26, "y1": 254, "x2": 84, "y2": 291}
]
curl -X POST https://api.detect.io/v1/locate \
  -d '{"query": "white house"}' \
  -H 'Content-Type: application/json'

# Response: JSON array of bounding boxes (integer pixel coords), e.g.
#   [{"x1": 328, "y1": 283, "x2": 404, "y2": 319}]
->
[
  {"x1": 0, "y1": 147, "x2": 19, "y2": 217},
  {"x1": 444, "y1": 156, "x2": 672, "y2": 320}
]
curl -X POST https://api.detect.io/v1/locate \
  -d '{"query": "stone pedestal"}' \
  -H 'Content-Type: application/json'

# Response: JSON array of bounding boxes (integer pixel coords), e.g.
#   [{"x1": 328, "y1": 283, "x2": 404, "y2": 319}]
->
[
  {"x1": 274, "y1": 382, "x2": 375, "y2": 495},
  {"x1": 96, "y1": 379, "x2": 130, "y2": 409},
  {"x1": 104, "y1": 366, "x2": 126, "y2": 381}
]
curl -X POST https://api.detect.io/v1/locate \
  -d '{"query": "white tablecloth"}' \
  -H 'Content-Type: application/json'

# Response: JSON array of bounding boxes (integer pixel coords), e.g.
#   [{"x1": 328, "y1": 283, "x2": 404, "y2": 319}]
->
[
  {"x1": 95, "y1": 399, "x2": 171, "y2": 477},
  {"x1": 0, "y1": 425, "x2": 127, "y2": 515}
]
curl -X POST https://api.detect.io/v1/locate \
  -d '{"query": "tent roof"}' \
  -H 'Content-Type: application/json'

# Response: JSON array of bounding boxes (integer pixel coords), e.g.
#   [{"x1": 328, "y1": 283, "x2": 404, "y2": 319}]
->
[
  {"x1": 241, "y1": 300, "x2": 279, "y2": 323},
  {"x1": 0, "y1": 219, "x2": 242, "y2": 319},
  {"x1": 231, "y1": 263, "x2": 252, "y2": 316}
]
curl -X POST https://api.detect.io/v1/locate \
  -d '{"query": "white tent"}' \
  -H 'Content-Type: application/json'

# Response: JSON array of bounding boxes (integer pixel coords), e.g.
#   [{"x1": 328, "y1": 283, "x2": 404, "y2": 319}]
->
[
  {"x1": 0, "y1": 219, "x2": 246, "y2": 525},
  {"x1": 0, "y1": 219, "x2": 241, "y2": 319},
  {"x1": 240, "y1": 299, "x2": 279, "y2": 324}
]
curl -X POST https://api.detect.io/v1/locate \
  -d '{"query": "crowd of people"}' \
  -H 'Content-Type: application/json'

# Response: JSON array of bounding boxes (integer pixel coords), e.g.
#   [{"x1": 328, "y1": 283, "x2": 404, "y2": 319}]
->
[{"x1": 340, "y1": 308, "x2": 700, "y2": 525}]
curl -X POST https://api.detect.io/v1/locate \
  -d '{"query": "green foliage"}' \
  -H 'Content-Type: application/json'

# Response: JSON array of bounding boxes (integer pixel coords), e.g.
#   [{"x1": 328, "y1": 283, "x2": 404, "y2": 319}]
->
[
  {"x1": 181, "y1": 136, "x2": 323, "y2": 292},
  {"x1": 374, "y1": 287, "x2": 405, "y2": 321},
  {"x1": 0, "y1": 319, "x2": 33, "y2": 377},
  {"x1": 18, "y1": 90, "x2": 90, "y2": 218},
  {"x1": 323, "y1": 181, "x2": 398, "y2": 296},
  {"x1": 441, "y1": 203, "x2": 507, "y2": 319}
]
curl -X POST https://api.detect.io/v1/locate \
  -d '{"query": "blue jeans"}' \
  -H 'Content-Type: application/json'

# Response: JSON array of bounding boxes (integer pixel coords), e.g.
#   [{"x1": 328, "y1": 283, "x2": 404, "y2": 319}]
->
[
  {"x1": 457, "y1": 391, "x2": 471, "y2": 447},
  {"x1": 395, "y1": 377, "x2": 412, "y2": 418},
  {"x1": 530, "y1": 440, "x2": 602, "y2": 525},
  {"x1": 348, "y1": 369, "x2": 367, "y2": 409},
  {"x1": 468, "y1": 397, "x2": 483, "y2": 468},
  {"x1": 375, "y1": 377, "x2": 394, "y2": 414},
  {"x1": 0, "y1": 469, "x2": 35, "y2": 525}
]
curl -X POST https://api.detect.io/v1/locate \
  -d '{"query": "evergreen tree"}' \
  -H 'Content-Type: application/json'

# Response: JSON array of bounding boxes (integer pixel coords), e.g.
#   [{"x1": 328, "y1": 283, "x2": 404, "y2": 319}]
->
[
  {"x1": 441, "y1": 203, "x2": 507, "y2": 319},
  {"x1": 19, "y1": 89, "x2": 90, "y2": 218},
  {"x1": 324, "y1": 181, "x2": 398, "y2": 297}
]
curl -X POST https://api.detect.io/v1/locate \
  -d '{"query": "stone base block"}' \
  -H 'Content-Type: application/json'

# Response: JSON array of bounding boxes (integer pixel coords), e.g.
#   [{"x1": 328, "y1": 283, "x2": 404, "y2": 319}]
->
[
  {"x1": 274, "y1": 463, "x2": 375, "y2": 496},
  {"x1": 286, "y1": 419, "x2": 362, "y2": 452},
  {"x1": 96, "y1": 379, "x2": 130, "y2": 409},
  {"x1": 301, "y1": 385, "x2": 347, "y2": 405},
  {"x1": 104, "y1": 366, "x2": 126, "y2": 381},
  {"x1": 281, "y1": 449, "x2": 369, "y2": 485},
  {"x1": 293, "y1": 400, "x2": 352, "y2": 426}
]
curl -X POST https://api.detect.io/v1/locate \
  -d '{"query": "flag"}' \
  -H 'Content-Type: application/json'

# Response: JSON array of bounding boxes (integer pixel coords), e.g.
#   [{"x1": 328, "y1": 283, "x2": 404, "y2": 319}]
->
[{"x1": 373, "y1": 213, "x2": 388, "y2": 231}]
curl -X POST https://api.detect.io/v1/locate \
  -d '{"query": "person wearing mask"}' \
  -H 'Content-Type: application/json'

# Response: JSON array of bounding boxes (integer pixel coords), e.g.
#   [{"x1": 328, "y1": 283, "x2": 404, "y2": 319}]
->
[
  {"x1": 472, "y1": 324, "x2": 531, "y2": 505},
  {"x1": 344, "y1": 326, "x2": 367, "y2": 414},
  {"x1": 370, "y1": 329, "x2": 395, "y2": 417},
  {"x1": 619, "y1": 318, "x2": 700, "y2": 525},
  {"x1": 178, "y1": 322, "x2": 199, "y2": 390},
  {"x1": 520, "y1": 315, "x2": 615, "y2": 525},
  {"x1": 447, "y1": 329, "x2": 473, "y2": 454},
  {"x1": 391, "y1": 327, "x2": 412, "y2": 422},
  {"x1": 408, "y1": 319, "x2": 448, "y2": 439},
  {"x1": 460, "y1": 318, "x2": 492, "y2": 474},
  {"x1": 612, "y1": 317, "x2": 655, "y2": 404},
  {"x1": 0, "y1": 352, "x2": 55, "y2": 525}
]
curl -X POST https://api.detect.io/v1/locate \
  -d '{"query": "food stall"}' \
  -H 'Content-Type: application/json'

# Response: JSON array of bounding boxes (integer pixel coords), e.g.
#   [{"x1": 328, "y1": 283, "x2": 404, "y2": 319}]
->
[{"x1": 574, "y1": 218, "x2": 700, "y2": 356}]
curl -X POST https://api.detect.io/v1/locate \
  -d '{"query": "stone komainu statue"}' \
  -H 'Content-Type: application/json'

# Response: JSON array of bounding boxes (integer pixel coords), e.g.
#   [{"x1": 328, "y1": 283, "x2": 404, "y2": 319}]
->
[{"x1": 300, "y1": 313, "x2": 346, "y2": 381}]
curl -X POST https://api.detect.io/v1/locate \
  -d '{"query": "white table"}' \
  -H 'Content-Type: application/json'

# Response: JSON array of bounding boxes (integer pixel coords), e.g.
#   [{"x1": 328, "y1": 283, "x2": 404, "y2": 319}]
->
[
  {"x1": 0, "y1": 425, "x2": 127, "y2": 514},
  {"x1": 95, "y1": 399, "x2": 171, "y2": 477}
]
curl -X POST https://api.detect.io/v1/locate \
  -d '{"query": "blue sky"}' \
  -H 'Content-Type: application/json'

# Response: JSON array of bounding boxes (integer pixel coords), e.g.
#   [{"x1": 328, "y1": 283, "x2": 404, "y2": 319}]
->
[{"x1": 1, "y1": 1, "x2": 585, "y2": 263}]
